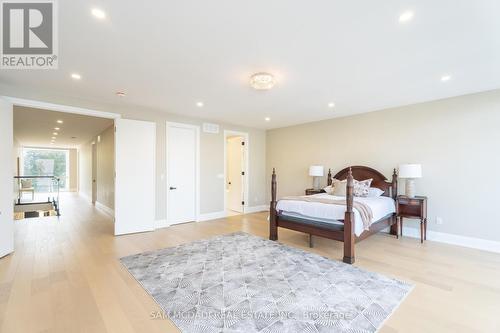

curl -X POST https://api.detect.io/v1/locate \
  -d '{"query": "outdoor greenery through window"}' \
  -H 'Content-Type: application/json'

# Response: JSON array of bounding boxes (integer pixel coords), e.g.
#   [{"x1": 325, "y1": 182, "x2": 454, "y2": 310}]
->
[{"x1": 23, "y1": 148, "x2": 69, "y2": 190}]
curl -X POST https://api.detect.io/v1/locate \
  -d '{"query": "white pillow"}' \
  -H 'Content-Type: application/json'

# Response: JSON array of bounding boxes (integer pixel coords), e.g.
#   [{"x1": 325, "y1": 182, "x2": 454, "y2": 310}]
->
[
  {"x1": 367, "y1": 187, "x2": 385, "y2": 197},
  {"x1": 323, "y1": 185, "x2": 334, "y2": 194}
]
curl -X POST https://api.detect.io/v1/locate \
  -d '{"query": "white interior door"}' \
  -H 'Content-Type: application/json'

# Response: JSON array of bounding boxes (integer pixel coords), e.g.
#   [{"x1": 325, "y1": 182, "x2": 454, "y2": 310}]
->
[
  {"x1": 115, "y1": 119, "x2": 156, "y2": 235},
  {"x1": 0, "y1": 98, "x2": 14, "y2": 258},
  {"x1": 227, "y1": 137, "x2": 244, "y2": 213},
  {"x1": 167, "y1": 123, "x2": 198, "y2": 225}
]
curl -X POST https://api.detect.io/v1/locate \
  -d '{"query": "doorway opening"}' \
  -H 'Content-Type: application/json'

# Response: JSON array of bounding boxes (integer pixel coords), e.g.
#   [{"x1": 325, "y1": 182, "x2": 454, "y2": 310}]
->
[
  {"x1": 13, "y1": 105, "x2": 115, "y2": 220},
  {"x1": 224, "y1": 130, "x2": 249, "y2": 216}
]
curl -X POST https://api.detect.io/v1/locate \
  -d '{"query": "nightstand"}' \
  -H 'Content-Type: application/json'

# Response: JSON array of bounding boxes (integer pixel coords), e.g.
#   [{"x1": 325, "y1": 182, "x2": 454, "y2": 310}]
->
[
  {"x1": 396, "y1": 195, "x2": 428, "y2": 243},
  {"x1": 305, "y1": 188, "x2": 324, "y2": 196}
]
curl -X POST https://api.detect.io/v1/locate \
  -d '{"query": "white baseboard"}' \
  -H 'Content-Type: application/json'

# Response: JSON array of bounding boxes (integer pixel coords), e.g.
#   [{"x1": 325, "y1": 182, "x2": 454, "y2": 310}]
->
[
  {"x1": 95, "y1": 201, "x2": 114, "y2": 217},
  {"x1": 402, "y1": 226, "x2": 500, "y2": 254},
  {"x1": 197, "y1": 211, "x2": 227, "y2": 222},
  {"x1": 155, "y1": 219, "x2": 168, "y2": 229},
  {"x1": 244, "y1": 205, "x2": 268, "y2": 214}
]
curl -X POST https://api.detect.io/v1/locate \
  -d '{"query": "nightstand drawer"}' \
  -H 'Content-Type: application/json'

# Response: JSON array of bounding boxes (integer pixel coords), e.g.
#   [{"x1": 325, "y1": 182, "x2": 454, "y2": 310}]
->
[
  {"x1": 398, "y1": 204, "x2": 422, "y2": 217},
  {"x1": 398, "y1": 198, "x2": 422, "y2": 206}
]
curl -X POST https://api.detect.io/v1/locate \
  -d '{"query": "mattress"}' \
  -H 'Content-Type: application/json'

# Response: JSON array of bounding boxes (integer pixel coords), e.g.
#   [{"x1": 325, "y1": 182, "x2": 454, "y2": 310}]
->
[{"x1": 276, "y1": 193, "x2": 396, "y2": 236}]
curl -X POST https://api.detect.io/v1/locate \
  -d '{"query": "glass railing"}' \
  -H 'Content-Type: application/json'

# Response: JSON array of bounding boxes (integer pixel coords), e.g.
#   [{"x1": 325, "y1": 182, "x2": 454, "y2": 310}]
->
[{"x1": 13, "y1": 176, "x2": 61, "y2": 217}]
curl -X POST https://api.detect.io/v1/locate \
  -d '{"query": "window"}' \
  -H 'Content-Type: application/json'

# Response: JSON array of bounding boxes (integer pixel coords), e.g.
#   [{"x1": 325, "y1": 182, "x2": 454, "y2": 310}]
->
[{"x1": 22, "y1": 148, "x2": 70, "y2": 191}]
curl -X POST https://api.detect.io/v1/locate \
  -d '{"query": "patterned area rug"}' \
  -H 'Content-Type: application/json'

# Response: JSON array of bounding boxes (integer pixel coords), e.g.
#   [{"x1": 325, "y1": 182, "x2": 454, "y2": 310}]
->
[{"x1": 120, "y1": 232, "x2": 413, "y2": 333}]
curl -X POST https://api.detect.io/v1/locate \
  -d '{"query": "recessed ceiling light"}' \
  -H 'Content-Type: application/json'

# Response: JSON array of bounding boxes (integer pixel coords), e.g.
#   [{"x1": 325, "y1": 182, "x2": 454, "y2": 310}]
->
[
  {"x1": 250, "y1": 72, "x2": 276, "y2": 90},
  {"x1": 54, "y1": 127, "x2": 60, "y2": 130},
  {"x1": 71, "y1": 73, "x2": 81, "y2": 80},
  {"x1": 328, "y1": 102, "x2": 336, "y2": 108},
  {"x1": 196, "y1": 102, "x2": 204, "y2": 107},
  {"x1": 57, "y1": 120, "x2": 63, "y2": 124},
  {"x1": 265, "y1": 117, "x2": 271, "y2": 122},
  {"x1": 51, "y1": 137, "x2": 56, "y2": 139},
  {"x1": 91, "y1": 8, "x2": 106, "y2": 19},
  {"x1": 399, "y1": 11, "x2": 414, "y2": 23},
  {"x1": 116, "y1": 91, "x2": 126, "y2": 97},
  {"x1": 53, "y1": 132, "x2": 58, "y2": 135},
  {"x1": 441, "y1": 75, "x2": 452, "y2": 82}
]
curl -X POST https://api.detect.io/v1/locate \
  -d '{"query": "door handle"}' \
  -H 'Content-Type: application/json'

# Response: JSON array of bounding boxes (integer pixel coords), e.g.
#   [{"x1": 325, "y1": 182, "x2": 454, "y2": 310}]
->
[{"x1": 169, "y1": 187, "x2": 177, "y2": 190}]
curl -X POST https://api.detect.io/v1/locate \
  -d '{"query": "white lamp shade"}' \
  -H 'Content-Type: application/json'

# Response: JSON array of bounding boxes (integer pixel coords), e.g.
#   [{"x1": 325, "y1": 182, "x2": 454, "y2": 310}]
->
[
  {"x1": 309, "y1": 165, "x2": 324, "y2": 177},
  {"x1": 398, "y1": 164, "x2": 422, "y2": 178}
]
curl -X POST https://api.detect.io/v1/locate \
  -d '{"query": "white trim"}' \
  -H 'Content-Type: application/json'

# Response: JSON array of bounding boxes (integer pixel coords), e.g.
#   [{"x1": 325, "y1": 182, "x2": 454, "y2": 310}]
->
[
  {"x1": 197, "y1": 211, "x2": 227, "y2": 222},
  {"x1": 155, "y1": 219, "x2": 169, "y2": 229},
  {"x1": 401, "y1": 227, "x2": 500, "y2": 254},
  {"x1": 2, "y1": 96, "x2": 121, "y2": 119},
  {"x1": 244, "y1": 205, "x2": 268, "y2": 214},
  {"x1": 165, "y1": 122, "x2": 201, "y2": 225},
  {"x1": 223, "y1": 130, "x2": 250, "y2": 214},
  {"x1": 95, "y1": 201, "x2": 114, "y2": 217}
]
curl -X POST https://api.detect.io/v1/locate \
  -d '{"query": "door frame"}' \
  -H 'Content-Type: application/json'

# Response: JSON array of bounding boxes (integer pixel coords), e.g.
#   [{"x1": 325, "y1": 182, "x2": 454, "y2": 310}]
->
[
  {"x1": 223, "y1": 130, "x2": 249, "y2": 214},
  {"x1": 165, "y1": 122, "x2": 200, "y2": 225}
]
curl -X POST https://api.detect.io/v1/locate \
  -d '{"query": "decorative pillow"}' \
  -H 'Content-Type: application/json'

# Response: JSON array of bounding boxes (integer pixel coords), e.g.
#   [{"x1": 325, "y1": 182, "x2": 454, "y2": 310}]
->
[
  {"x1": 353, "y1": 179, "x2": 373, "y2": 197},
  {"x1": 367, "y1": 187, "x2": 385, "y2": 197},
  {"x1": 331, "y1": 179, "x2": 347, "y2": 196},
  {"x1": 323, "y1": 185, "x2": 334, "y2": 194}
]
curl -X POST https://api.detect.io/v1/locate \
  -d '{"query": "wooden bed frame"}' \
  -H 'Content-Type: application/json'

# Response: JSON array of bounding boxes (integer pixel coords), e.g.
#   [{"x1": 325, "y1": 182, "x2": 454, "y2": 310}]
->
[{"x1": 269, "y1": 166, "x2": 399, "y2": 264}]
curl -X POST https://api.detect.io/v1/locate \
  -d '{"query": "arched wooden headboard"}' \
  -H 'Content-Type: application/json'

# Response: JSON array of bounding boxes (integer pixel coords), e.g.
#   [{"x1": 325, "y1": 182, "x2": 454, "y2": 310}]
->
[{"x1": 334, "y1": 166, "x2": 397, "y2": 198}]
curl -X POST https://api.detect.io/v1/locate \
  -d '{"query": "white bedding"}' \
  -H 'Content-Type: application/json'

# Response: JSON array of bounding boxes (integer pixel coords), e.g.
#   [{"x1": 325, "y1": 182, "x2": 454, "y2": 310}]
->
[{"x1": 276, "y1": 193, "x2": 396, "y2": 236}]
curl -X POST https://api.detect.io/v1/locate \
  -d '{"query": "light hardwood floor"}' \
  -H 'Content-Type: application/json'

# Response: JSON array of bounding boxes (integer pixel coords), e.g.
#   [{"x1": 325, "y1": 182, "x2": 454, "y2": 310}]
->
[{"x1": 1, "y1": 193, "x2": 499, "y2": 333}]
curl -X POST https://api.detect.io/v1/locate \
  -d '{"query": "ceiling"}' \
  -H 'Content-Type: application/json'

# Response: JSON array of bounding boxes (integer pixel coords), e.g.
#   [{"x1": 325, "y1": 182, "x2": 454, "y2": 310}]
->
[
  {"x1": 14, "y1": 106, "x2": 114, "y2": 148},
  {"x1": 1, "y1": 0, "x2": 500, "y2": 129}
]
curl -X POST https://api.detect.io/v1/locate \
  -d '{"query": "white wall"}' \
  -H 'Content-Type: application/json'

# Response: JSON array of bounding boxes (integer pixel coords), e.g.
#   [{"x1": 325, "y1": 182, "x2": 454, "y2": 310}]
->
[
  {"x1": 68, "y1": 148, "x2": 78, "y2": 191},
  {"x1": 267, "y1": 90, "x2": 500, "y2": 242},
  {"x1": 78, "y1": 142, "x2": 92, "y2": 201},
  {"x1": 78, "y1": 125, "x2": 115, "y2": 210},
  {"x1": 96, "y1": 126, "x2": 115, "y2": 210},
  {"x1": 117, "y1": 111, "x2": 267, "y2": 219}
]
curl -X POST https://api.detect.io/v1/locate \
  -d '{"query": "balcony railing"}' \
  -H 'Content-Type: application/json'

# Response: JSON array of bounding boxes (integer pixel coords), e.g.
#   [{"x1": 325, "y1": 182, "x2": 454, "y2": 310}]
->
[{"x1": 14, "y1": 176, "x2": 61, "y2": 217}]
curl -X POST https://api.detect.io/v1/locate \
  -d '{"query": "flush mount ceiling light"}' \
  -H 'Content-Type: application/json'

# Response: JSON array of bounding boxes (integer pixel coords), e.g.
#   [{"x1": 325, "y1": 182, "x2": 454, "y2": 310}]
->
[
  {"x1": 196, "y1": 101, "x2": 204, "y2": 107},
  {"x1": 441, "y1": 75, "x2": 452, "y2": 82},
  {"x1": 250, "y1": 72, "x2": 276, "y2": 90},
  {"x1": 91, "y1": 8, "x2": 106, "y2": 19},
  {"x1": 71, "y1": 73, "x2": 81, "y2": 80},
  {"x1": 328, "y1": 102, "x2": 336, "y2": 108},
  {"x1": 399, "y1": 11, "x2": 414, "y2": 23},
  {"x1": 264, "y1": 117, "x2": 271, "y2": 122}
]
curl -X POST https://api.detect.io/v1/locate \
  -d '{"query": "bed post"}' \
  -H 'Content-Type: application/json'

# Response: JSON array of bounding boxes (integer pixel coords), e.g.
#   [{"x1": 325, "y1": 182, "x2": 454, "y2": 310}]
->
[
  {"x1": 327, "y1": 168, "x2": 332, "y2": 186},
  {"x1": 269, "y1": 168, "x2": 278, "y2": 241},
  {"x1": 390, "y1": 168, "x2": 399, "y2": 237},
  {"x1": 343, "y1": 167, "x2": 355, "y2": 264},
  {"x1": 392, "y1": 168, "x2": 398, "y2": 199}
]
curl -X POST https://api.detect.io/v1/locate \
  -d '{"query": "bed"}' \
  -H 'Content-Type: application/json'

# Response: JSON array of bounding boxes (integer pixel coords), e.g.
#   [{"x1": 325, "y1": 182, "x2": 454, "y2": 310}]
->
[{"x1": 269, "y1": 166, "x2": 399, "y2": 264}]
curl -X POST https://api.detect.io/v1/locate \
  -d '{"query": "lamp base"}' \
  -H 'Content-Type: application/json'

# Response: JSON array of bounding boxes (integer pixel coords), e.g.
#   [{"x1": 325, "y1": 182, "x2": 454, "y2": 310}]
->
[
  {"x1": 405, "y1": 179, "x2": 416, "y2": 198},
  {"x1": 313, "y1": 177, "x2": 321, "y2": 190}
]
